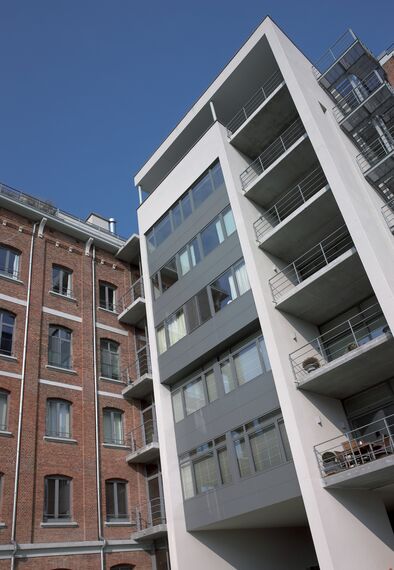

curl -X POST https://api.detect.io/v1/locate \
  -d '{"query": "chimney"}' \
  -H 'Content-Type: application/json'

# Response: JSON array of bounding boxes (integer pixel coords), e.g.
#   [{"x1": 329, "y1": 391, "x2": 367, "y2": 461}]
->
[{"x1": 109, "y1": 218, "x2": 117, "y2": 234}]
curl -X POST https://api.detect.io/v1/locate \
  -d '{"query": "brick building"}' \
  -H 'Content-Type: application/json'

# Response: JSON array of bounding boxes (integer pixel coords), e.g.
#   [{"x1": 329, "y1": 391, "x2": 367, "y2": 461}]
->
[{"x1": 0, "y1": 183, "x2": 168, "y2": 569}]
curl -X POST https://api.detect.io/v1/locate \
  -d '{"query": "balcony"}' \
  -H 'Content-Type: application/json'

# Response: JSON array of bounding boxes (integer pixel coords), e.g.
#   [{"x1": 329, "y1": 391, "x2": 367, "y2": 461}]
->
[
  {"x1": 290, "y1": 303, "x2": 394, "y2": 398},
  {"x1": 268, "y1": 227, "x2": 371, "y2": 323},
  {"x1": 117, "y1": 278, "x2": 146, "y2": 326},
  {"x1": 356, "y1": 126, "x2": 394, "y2": 189},
  {"x1": 131, "y1": 497, "x2": 167, "y2": 541},
  {"x1": 126, "y1": 417, "x2": 159, "y2": 464},
  {"x1": 312, "y1": 29, "x2": 378, "y2": 93},
  {"x1": 225, "y1": 71, "x2": 297, "y2": 156},
  {"x1": 382, "y1": 198, "x2": 394, "y2": 233},
  {"x1": 122, "y1": 348, "x2": 153, "y2": 400},
  {"x1": 333, "y1": 70, "x2": 394, "y2": 134},
  {"x1": 240, "y1": 118, "x2": 316, "y2": 206},
  {"x1": 315, "y1": 414, "x2": 394, "y2": 489}
]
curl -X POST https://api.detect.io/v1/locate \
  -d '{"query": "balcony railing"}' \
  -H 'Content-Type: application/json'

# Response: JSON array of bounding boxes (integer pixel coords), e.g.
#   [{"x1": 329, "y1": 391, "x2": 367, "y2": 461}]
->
[
  {"x1": 121, "y1": 347, "x2": 152, "y2": 384},
  {"x1": 134, "y1": 497, "x2": 166, "y2": 531},
  {"x1": 332, "y1": 70, "x2": 393, "y2": 124},
  {"x1": 127, "y1": 417, "x2": 157, "y2": 453},
  {"x1": 290, "y1": 303, "x2": 389, "y2": 382},
  {"x1": 382, "y1": 198, "x2": 394, "y2": 231},
  {"x1": 269, "y1": 226, "x2": 354, "y2": 303},
  {"x1": 0, "y1": 265, "x2": 20, "y2": 281},
  {"x1": 312, "y1": 29, "x2": 359, "y2": 78},
  {"x1": 253, "y1": 166, "x2": 328, "y2": 242},
  {"x1": 117, "y1": 278, "x2": 144, "y2": 313},
  {"x1": 314, "y1": 414, "x2": 394, "y2": 478},
  {"x1": 226, "y1": 70, "x2": 284, "y2": 136},
  {"x1": 356, "y1": 125, "x2": 394, "y2": 174},
  {"x1": 240, "y1": 118, "x2": 306, "y2": 191}
]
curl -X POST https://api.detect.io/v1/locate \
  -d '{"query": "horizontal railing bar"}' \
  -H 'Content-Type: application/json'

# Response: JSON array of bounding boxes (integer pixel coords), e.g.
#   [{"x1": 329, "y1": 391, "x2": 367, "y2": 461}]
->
[
  {"x1": 312, "y1": 29, "x2": 359, "y2": 77},
  {"x1": 356, "y1": 125, "x2": 394, "y2": 173},
  {"x1": 315, "y1": 413, "x2": 394, "y2": 450}
]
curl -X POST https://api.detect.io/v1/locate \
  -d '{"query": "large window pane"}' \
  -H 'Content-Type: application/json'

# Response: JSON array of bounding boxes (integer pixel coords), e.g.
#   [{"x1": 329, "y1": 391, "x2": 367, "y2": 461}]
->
[
  {"x1": 278, "y1": 420, "x2": 292, "y2": 461},
  {"x1": 189, "y1": 238, "x2": 201, "y2": 267},
  {"x1": 258, "y1": 337, "x2": 271, "y2": 371},
  {"x1": 0, "y1": 391, "x2": 8, "y2": 430},
  {"x1": 233, "y1": 343, "x2": 262, "y2": 385},
  {"x1": 0, "y1": 246, "x2": 19, "y2": 279},
  {"x1": 48, "y1": 326, "x2": 72, "y2": 369},
  {"x1": 172, "y1": 203, "x2": 182, "y2": 229},
  {"x1": 147, "y1": 230, "x2": 156, "y2": 252},
  {"x1": 194, "y1": 454, "x2": 217, "y2": 493},
  {"x1": 172, "y1": 391, "x2": 184, "y2": 423},
  {"x1": 250, "y1": 425, "x2": 282, "y2": 472},
  {"x1": 196, "y1": 289, "x2": 211, "y2": 324},
  {"x1": 210, "y1": 269, "x2": 237, "y2": 312},
  {"x1": 160, "y1": 258, "x2": 178, "y2": 292},
  {"x1": 218, "y1": 448, "x2": 232, "y2": 484},
  {"x1": 184, "y1": 378, "x2": 206, "y2": 415},
  {"x1": 181, "y1": 194, "x2": 192, "y2": 220},
  {"x1": 179, "y1": 248, "x2": 191, "y2": 276},
  {"x1": 0, "y1": 310, "x2": 15, "y2": 356},
  {"x1": 180, "y1": 463, "x2": 194, "y2": 499},
  {"x1": 52, "y1": 266, "x2": 72, "y2": 297},
  {"x1": 200, "y1": 219, "x2": 225, "y2": 256},
  {"x1": 152, "y1": 273, "x2": 161, "y2": 300},
  {"x1": 155, "y1": 213, "x2": 172, "y2": 246},
  {"x1": 100, "y1": 339, "x2": 120, "y2": 379},
  {"x1": 221, "y1": 360, "x2": 236, "y2": 394},
  {"x1": 185, "y1": 297, "x2": 199, "y2": 333},
  {"x1": 157, "y1": 325, "x2": 167, "y2": 355},
  {"x1": 192, "y1": 173, "x2": 213, "y2": 209},
  {"x1": 223, "y1": 208, "x2": 236, "y2": 237},
  {"x1": 234, "y1": 438, "x2": 251, "y2": 477},
  {"x1": 234, "y1": 261, "x2": 250, "y2": 296},
  {"x1": 205, "y1": 371, "x2": 218, "y2": 403},
  {"x1": 46, "y1": 400, "x2": 71, "y2": 438},
  {"x1": 211, "y1": 162, "x2": 225, "y2": 190},
  {"x1": 167, "y1": 310, "x2": 186, "y2": 347},
  {"x1": 58, "y1": 479, "x2": 70, "y2": 517}
]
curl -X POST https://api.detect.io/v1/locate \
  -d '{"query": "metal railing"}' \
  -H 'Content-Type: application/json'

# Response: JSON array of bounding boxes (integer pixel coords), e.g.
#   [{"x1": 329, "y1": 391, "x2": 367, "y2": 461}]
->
[
  {"x1": 121, "y1": 347, "x2": 152, "y2": 385},
  {"x1": 312, "y1": 29, "x2": 359, "y2": 78},
  {"x1": 127, "y1": 417, "x2": 158, "y2": 453},
  {"x1": 315, "y1": 413, "x2": 394, "y2": 478},
  {"x1": 332, "y1": 70, "x2": 393, "y2": 123},
  {"x1": 0, "y1": 182, "x2": 126, "y2": 240},
  {"x1": 0, "y1": 266, "x2": 20, "y2": 280},
  {"x1": 45, "y1": 430, "x2": 72, "y2": 439},
  {"x1": 226, "y1": 70, "x2": 284, "y2": 136},
  {"x1": 134, "y1": 497, "x2": 166, "y2": 531},
  {"x1": 356, "y1": 125, "x2": 394, "y2": 173},
  {"x1": 382, "y1": 198, "x2": 394, "y2": 231},
  {"x1": 290, "y1": 302, "x2": 390, "y2": 382},
  {"x1": 240, "y1": 118, "x2": 306, "y2": 191},
  {"x1": 269, "y1": 226, "x2": 354, "y2": 303},
  {"x1": 51, "y1": 286, "x2": 73, "y2": 298},
  {"x1": 253, "y1": 167, "x2": 328, "y2": 242},
  {"x1": 117, "y1": 278, "x2": 144, "y2": 313}
]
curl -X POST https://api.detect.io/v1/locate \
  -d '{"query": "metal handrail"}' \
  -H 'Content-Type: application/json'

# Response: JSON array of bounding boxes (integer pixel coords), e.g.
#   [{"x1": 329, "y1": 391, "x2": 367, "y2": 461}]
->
[
  {"x1": 332, "y1": 70, "x2": 393, "y2": 123},
  {"x1": 269, "y1": 226, "x2": 354, "y2": 302},
  {"x1": 240, "y1": 118, "x2": 306, "y2": 191},
  {"x1": 253, "y1": 166, "x2": 328, "y2": 242},
  {"x1": 0, "y1": 182, "x2": 127, "y2": 240},
  {"x1": 134, "y1": 496, "x2": 166, "y2": 531},
  {"x1": 226, "y1": 70, "x2": 284, "y2": 136},
  {"x1": 314, "y1": 413, "x2": 394, "y2": 478},
  {"x1": 290, "y1": 302, "x2": 390, "y2": 382},
  {"x1": 117, "y1": 277, "x2": 144, "y2": 313},
  {"x1": 127, "y1": 417, "x2": 158, "y2": 453},
  {"x1": 356, "y1": 125, "x2": 394, "y2": 173},
  {"x1": 312, "y1": 29, "x2": 358, "y2": 78},
  {"x1": 121, "y1": 347, "x2": 152, "y2": 385},
  {"x1": 382, "y1": 198, "x2": 394, "y2": 231}
]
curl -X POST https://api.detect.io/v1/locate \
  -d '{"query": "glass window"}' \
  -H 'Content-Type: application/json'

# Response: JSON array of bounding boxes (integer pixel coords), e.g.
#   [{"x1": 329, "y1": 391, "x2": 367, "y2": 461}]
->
[
  {"x1": 0, "y1": 391, "x2": 8, "y2": 431},
  {"x1": 157, "y1": 325, "x2": 167, "y2": 355},
  {"x1": 234, "y1": 261, "x2": 250, "y2": 296},
  {"x1": 223, "y1": 208, "x2": 236, "y2": 236},
  {"x1": 172, "y1": 203, "x2": 182, "y2": 229},
  {"x1": 147, "y1": 230, "x2": 156, "y2": 253},
  {"x1": 172, "y1": 391, "x2": 184, "y2": 423},
  {"x1": 189, "y1": 237, "x2": 201, "y2": 267},
  {"x1": 160, "y1": 258, "x2": 178, "y2": 292},
  {"x1": 167, "y1": 309, "x2": 186, "y2": 347},
  {"x1": 218, "y1": 447, "x2": 232, "y2": 484},
  {"x1": 194, "y1": 454, "x2": 217, "y2": 493},
  {"x1": 99, "y1": 282, "x2": 116, "y2": 311},
  {"x1": 211, "y1": 162, "x2": 225, "y2": 189},
  {"x1": 46, "y1": 399, "x2": 71, "y2": 438},
  {"x1": 234, "y1": 437, "x2": 252, "y2": 477},
  {"x1": 152, "y1": 273, "x2": 161, "y2": 300},
  {"x1": 258, "y1": 337, "x2": 271, "y2": 371},
  {"x1": 103, "y1": 408, "x2": 124, "y2": 445},
  {"x1": 210, "y1": 268, "x2": 237, "y2": 312},
  {"x1": 180, "y1": 193, "x2": 192, "y2": 220},
  {"x1": 278, "y1": 420, "x2": 292, "y2": 461},
  {"x1": 0, "y1": 245, "x2": 20, "y2": 279},
  {"x1": 184, "y1": 378, "x2": 206, "y2": 415},
  {"x1": 48, "y1": 326, "x2": 72, "y2": 369},
  {"x1": 0, "y1": 310, "x2": 15, "y2": 356},
  {"x1": 179, "y1": 248, "x2": 191, "y2": 276},
  {"x1": 205, "y1": 370, "x2": 218, "y2": 403},
  {"x1": 180, "y1": 463, "x2": 194, "y2": 499},
  {"x1": 200, "y1": 219, "x2": 225, "y2": 257},
  {"x1": 105, "y1": 480, "x2": 128, "y2": 521},
  {"x1": 196, "y1": 289, "x2": 211, "y2": 324},
  {"x1": 233, "y1": 343, "x2": 262, "y2": 385},
  {"x1": 185, "y1": 297, "x2": 199, "y2": 333},
  {"x1": 221, "y1": 360, "x2": 236, "y2": 394},
  {"x1": 249, "y1": 425, "x2": 282, "y2": 472},
  {"x1": 52, "y1": 265, "x2": 72, "y2": 297},
  {"x1": 155, "y1": 213, "x2": 172, "y2": 246},
  {"x1": 192, "y1": 173, "x2": 213, "y2": 209},
  {"x1": 100, "y1": 339, "x2": 120, "y2": 380},
  {"x1": 44, "y1": 476, "x2": 71, "y2": 521}
]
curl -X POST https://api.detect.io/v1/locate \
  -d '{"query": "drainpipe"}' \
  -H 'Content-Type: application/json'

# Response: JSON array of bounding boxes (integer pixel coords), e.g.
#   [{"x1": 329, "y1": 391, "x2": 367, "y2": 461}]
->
[
  {"x1": 91, "y1": 245, "x2": 106, "y2": 570},
  {"x1": 10, "y1": 222, "x2": 37, "y2": 570}
]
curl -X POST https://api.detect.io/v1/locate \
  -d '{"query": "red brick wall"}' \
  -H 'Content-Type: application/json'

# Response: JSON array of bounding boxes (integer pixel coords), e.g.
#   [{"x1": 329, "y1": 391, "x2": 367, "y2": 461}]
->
[{"x1": 383, "y1": 55, "x2": 394, "y2": 87}]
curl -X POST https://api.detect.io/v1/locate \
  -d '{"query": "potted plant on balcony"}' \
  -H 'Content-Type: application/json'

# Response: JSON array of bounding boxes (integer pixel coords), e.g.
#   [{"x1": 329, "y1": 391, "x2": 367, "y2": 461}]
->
[
  {"x1": 302, "y1": 356, "x2": 320, "y2": 373},
  {"x1": 346, "y1": 342, "x2": 358, "y2": 352}
]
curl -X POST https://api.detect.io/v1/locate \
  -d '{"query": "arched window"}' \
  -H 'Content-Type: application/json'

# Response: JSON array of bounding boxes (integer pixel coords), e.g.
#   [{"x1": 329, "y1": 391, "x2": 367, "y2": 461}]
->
[
  {"x1": 105, "y1": 479, "x2": 128, "y2": 522},
  {"x1": 100, "y1": 339, "x2": 120, "y2": 380},
  {"x1": 52, "y1": 265, "x2": 73, "y2": 298},
  {"x1": 44, "y1": 475, "x2": 71, "y2": 521},
  {"x1": 46, "y1": 399, "x2": 71, "y2": 439},
  {"x1": 0, "y1": 310, "x2": 15, "y2": 356},
  {"x1": 99, "y1": 281, "x2": 116, "y2": 312},
  {"x1": 48, "y1": 325, "x2": 72, "y2": 369},
  {"x1": 103, "y1": 408, "x2": 124, "y2": 445},
  {"x1": 0, "y1": 390, "x2": 9, "y2": 431},
  {"x1": 110, "y1": 565, "x2": 134, "y2": 570},
  {"x1": 0, "y1": 245, "x2": 20, "y2": 279}
]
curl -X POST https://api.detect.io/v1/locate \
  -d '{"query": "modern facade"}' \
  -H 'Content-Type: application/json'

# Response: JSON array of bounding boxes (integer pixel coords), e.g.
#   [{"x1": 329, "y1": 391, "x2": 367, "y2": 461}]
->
[
  {"x1": 0, "y1": 184, "x2": 169, "y2": 569},
  {"x1": 135, "y1": 17, "x2": 394, "y2": 570}
]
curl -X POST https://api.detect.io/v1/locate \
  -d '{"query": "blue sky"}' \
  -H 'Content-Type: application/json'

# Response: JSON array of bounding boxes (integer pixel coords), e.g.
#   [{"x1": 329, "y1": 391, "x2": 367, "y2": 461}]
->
[{"x1": 0, "y1": 0, "x2": 392, "y2": 236}]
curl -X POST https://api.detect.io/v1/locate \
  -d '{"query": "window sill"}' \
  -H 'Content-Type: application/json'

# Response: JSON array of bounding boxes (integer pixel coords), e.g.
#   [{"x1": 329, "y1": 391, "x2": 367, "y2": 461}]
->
[
  {"x1": 44, "y1": 436, "x2": 77, "y2": 445},
  {"x1": 0, "y1": 430, "x2": 13, "y2": 438},
  {"x1": 103, "y1": 443, "x2": 128, "y2": 449},
  {"x1": 105, "y1": 520, "x2": 132, "y2": 527},
  {"x1": 0, "y1": 273, "x2": 23, "y2": 285},
  {"x1": 0, "y1": 354, "x2": 17, "y2": 362},
  {"x1": 46, "y1": 365, "x2": 77, "y2": 375},
  {"x1": 98, "y1": 306, "x2": 119, "y2": 316},
  {"x1": 99, "y1": 376, "x2": 124, "y2": 385},
  {"x1": 41, "y1": 521, "x2": 78, "y2": 528},
  {"x1": 49, "y1": 291, "x2": 77, "y2": 303}
]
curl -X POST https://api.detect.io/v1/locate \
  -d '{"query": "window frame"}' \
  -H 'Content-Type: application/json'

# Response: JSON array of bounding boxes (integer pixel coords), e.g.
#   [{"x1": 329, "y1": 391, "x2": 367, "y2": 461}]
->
[
  {"x1": 0, "y1": 390, "x2": 9, "y2": 431},
  {"x1": 52, "y1": 265, "x2": 73, "y2": 298},
  {"x1": 100, "y1": 338, "x2": 120, "y2": 380},
  {"x1": 0, "y1": 310, "x2": 16, "y2": 357},
  {"x1": 0, "y1": 245, "x2": 20, "y2": 280},
  {"x1": 43, "y1": 475, "x2": 72, "y2": 522},
  {"x1": 103, "y1": 407, "x2": 124, "y2": 445},
  {"x1": 48, "y1": 325, "x2": 73, "y2": 370},
  {"x1": 99, "y1": 281, "x2": 117, "y2": 312},
  {"x1": 45, "y1": 398, "x2": 72, "y2": 439},
  {"x1": 105, "y1": 479, "x2": 129, "y2": 521}
]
